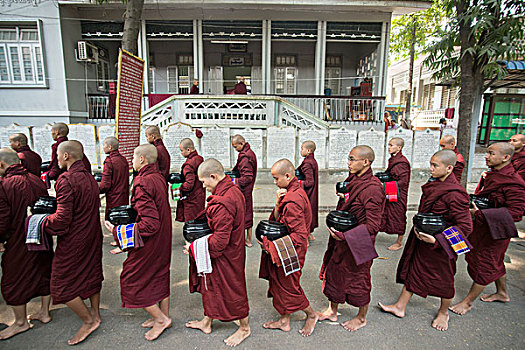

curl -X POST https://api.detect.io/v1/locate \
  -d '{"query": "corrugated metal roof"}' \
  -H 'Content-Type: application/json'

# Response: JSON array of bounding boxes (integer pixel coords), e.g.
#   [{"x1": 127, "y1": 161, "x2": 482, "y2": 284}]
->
[{"x1": 497, "y1": 60, "x2": 525, "y2": 70}]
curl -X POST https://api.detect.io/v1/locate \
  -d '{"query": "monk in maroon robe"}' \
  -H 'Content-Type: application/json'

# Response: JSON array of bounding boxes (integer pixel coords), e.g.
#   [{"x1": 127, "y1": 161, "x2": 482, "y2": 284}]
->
[
  {"x1": 42, "y1": 140, "x2": 103, "y2": 345},
  {"x1": 185, "y1": 158, "x2": 251, "y2": 347},
  {"x1": 175, "y1": 138, "x2": 205, "y2": 223},
  {"x1": 99, "y1": 136, "x2": 129, "y2": 216},
  {"x1": 145, "y1": 125, "x2": 171, "y2": 181},
  {"x1": 105, "y1": 144, "x2": 172, "y2": 341},
  {"x1": 190, "y1": 79, "x2": 199, "y2": 94},
  {"x1": 380, "y1": 137, "x2": 411, "y2": 250},
  {"x1": 509, "y1": 134, "x2": 525, "y2": 181},
  {"x1": 9, "y1": 133, "x2": 42, "y2": 177},
  {"x1": 233, "y1": 77, "x2": 248, "y2": 94},
  {"x1": 0, "y1": 149, "x2": 52, "y2": 340},
  {"x1": 439, "y1": 135, "x2": 464, "y2": 183},
  {"x1": 232, "y1": 134, "x2": 258, "y2": 247},
  {"x1": 258, "y1": 159, "x2": 318, "y2": 337},
  {"x1": 319, "y1": 145, "x2": 385, "y2": 332},
  {"x1": 298, "y1": 140, "x2": 319, "y2": 242},
  {"x1": 379, "y1": 150, "x2": 473, "y2": 331},
  {"x1": 451, "y1": 142, "x2": 525, "y2": 315}
]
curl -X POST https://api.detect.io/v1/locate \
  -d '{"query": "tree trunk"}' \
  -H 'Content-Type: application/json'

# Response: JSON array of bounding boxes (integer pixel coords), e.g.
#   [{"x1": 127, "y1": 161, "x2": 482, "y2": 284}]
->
[
  {"x1": 456, "y1": 0, "x2": 478, "y2": 187},
  {"x1": 121, "y1": 0, "x2": 144, "y2": 55},
  {"x1": 405, "y1": 17, "x2": 416, "y2": 125}
]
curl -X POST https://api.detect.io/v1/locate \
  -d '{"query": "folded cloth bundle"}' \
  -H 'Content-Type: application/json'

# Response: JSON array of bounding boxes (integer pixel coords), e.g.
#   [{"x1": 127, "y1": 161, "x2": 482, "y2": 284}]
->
[
  {"x1": 25, "y1": 214, "x2": 52, "y2": 251},
  {"x1": 272, "y1": 236, "x2": 301, "y2": 276},
  {"x1": 190, "y1": 234, "x2": 212, "y2": 275},
  {"x1": 116, "y1": 223, "x2": 144, "y2": 251},
  {"x1": 480, "y1": 208, "x2": 518, "y2": 240},
  {"x1": 384, "y1": 181, "x2": 398, "y2": 202},
  {"x1": 435, "y1": 226, "x2": 472, "y2": 259},
  {"x1": 341, "y1": 224, "x2": 378, "y2": 265}
]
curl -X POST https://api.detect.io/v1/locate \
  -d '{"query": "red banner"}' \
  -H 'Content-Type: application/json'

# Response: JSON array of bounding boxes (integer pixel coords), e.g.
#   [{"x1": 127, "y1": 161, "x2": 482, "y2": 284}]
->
[{"x1": 115, "y1": 49, "x2": 144, "y2": 169}]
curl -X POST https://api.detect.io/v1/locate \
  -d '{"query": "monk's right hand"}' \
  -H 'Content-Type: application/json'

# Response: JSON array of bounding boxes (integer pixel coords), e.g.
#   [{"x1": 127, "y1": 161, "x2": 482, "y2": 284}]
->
[
  {"x1": 469, "y1": 202, "x2": 479, "y2": 218},
  {"x1": 104, "y1": 220, "x2": 115, "y2": 232},
  {"x1": 27, "y1": 206, "x2": 33, "y2": 217},
  {"x1": 336, "y1": 192, "x2": 344, "y2": 199},
  {"x1": 276, "y1": 189, "x2": 287, "y2": 205},
  {"x1": 327, "y1": 226, "x2": 343, "y2": 241}
]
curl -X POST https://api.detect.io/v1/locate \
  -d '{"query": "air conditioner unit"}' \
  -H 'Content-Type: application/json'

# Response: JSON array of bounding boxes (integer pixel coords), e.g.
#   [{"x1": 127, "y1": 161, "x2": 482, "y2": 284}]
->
[{"x1": 77, "y1": 41, "x2": 99, "y2": 63}]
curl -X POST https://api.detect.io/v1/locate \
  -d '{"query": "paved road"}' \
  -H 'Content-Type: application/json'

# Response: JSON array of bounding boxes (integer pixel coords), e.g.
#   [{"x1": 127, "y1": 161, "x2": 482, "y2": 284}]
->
[{"x1": 1, "y1": 184, "x2": 524, "y2": 349}]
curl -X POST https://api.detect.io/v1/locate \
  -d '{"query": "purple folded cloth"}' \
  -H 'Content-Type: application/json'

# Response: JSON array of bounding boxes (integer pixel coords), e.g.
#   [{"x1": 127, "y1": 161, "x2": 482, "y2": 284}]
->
[
  {"x1": 480, "y1": 208, "x2": 518, "y2": 240},
  {"x1": 25, "y1": 215, "x2": 52, "y2": 252},
  {"x1": 342, "y1": 224, "x2": 378, "y2": 265}
]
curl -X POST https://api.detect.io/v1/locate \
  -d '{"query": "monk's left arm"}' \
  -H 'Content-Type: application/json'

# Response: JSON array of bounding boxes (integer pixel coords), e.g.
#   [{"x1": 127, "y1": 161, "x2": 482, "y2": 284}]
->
[
  {"x1": 362, "y1": 192, "x2": 385, "y2": 235},
  {"x1": 301, "y1": 163, "x2": 315, "y2": 189},
  {"x1": 237, "y1": 156, "x2": 254, "y2": 188},
  {"x1": 44, "y1": 179, "x2": 74, "y2": 235},
  {"x1": 207, "y1": 204, "x2": 233, "y2": 258},
  {"x1": 132, "y1": 185, "x2": 161, "y2": 237},
  {"x1": 180, "y1": 165, "x2": 196, "y2": 193},
  {"x1": 282, "y1": 202, "x2": 309, "y2": 249},
  {"x1": 503, "y1": 186, "x2": 525, "y2": 221},
  {"x1": 0, "y1": 183, "x2": 10, "y2": 243},
  {"x1": 99, "y1": 159, "x2": 113, "y2": 193}
]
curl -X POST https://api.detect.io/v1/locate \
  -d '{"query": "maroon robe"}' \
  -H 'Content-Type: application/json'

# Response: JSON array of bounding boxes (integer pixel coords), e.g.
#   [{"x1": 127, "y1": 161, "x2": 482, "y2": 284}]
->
[
  {"x1": 396, "y1": 175, "x2": 472, "y2": 299},
  {"x1": 0, "y1": 164, "x2": 52, "y2": 305},
  {"x1": 43, "y1": 160, "x2": 103, "y2": 304},
  {"x1": 99, "y1": 150, "x2": 129, "y2": 216},
  {"x1": 113, "y1": 163, "x2": 172, "y2": 308},
  {"x1": 321, "y1": 168, "x2": 385, "y2": 307},
  {"x1": 511, "y1": 149, "x2": 525, "y2": 181},
  {"x1": 153, "y1": 138, "x2": 171, "y2": 181},
  {"x1": 47, "y1": 136, "x2": 92, "y2": 179},
  {"x1": 175, "y1": 150, "x2": 205, "y2": 222},
  {"x1": 466, "y1": 164, "x2": 525, "y2": 285},
  {"x1": 190, "y1": 85, "x2": 199, "y2": 94},
  {"x1": 234, "y1": 82, "x2": 247, "y2": 95},
  {"x1": 189, "y1": 176, "x2": 249, "y2": 321},
  {"x1": 452, "y1": 147, "x2": 465, "y2": 183},
  {"x1": 17, "y1": 145, "x2": 42, "y2": 177},
  {"x1": 233, "y1": 142, "x2": 257, "y2": 229},
  {"x1": 380, "y1": 151, "x2": 411, "y2": 235},
  {"x1": 298, "y1": 153, "x2": 319, "y2": 232},
  {"x1": 259, "y1": 178, "x2": 312, "y2": 315}
]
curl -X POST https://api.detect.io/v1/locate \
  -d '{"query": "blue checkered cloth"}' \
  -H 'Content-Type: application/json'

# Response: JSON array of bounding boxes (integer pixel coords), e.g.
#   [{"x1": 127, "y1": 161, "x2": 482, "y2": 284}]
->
[
  {"x1": 443, "y1": 226, "x2": 470, "y2": 255},
  {"x1": 116, "y1": 223, "x2": 138, "y2": 250}
]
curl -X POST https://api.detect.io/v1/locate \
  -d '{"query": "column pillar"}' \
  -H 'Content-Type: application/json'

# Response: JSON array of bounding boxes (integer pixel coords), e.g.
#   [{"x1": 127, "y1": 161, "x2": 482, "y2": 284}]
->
[
  {"x1": 262, "y1": 20, "x2": 272, "y2": 94},
  {"x1": 138, "y1": 20, "x2": 149, "y2": 108},
  {"x1": 315, "y1": 21, "x2": 327, "y2": 95},
  {"x1": 193, "y1": 19, "x2": 204, "y2": 93}
]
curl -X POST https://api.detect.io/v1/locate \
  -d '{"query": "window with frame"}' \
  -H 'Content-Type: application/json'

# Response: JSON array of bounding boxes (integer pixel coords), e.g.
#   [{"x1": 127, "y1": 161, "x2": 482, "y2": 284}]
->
[
  {"x1": 0, "y1": 23, "x2": 45, "y2": 86},
  {"x1": 96, "y1": 60, "x2": 110, "y2": 92},
  {"x1": 440, "y1": 86, "x2": 456, "y2": 109},
  {"x1": 274, "y1": 55, "x2": 297, "y2": 94}
]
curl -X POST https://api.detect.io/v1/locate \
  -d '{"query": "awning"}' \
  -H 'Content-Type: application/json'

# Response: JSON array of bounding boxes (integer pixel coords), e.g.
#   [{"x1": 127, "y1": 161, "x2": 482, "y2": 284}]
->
[{"x1": 488, "y1": 60, "x2": 525, "y2": 89}]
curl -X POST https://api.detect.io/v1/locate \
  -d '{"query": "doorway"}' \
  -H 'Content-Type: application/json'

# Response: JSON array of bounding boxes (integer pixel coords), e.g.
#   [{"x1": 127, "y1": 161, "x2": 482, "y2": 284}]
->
[{"x1": 223, "y1": 66, "x2": 252, "y2": 93}]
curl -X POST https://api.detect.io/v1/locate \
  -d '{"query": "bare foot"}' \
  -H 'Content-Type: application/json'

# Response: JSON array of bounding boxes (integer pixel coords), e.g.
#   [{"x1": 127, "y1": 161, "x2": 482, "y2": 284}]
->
[
  {"x1": 308, "y1": 234, "x2": 315, "y2": 241},
  {"x1": 299, "y1": 313, "x2": 318, "y2": 337},
  {"x1": 182, "y1": 249, "x2": 189, "y2": 255},
  {"x1": 318, "y1": 308, "x2": 338, "y2": 322},
  {"x1": 224, "y1": 327, "x2": 251, "y2": 347},
  {"x1": 341, "y1": 317, "x2": 366, "y2": 332},
  {"x1": 245, "y1": 240, "x2": 253, "y2": 248},
  {"x1": 388, "y1": 242, "x2": 403, "y2": 251},
  {"x1": 0, "y1": 322, "x2": 31, "y2": 340},
  {"x1": 263, "y1": 319, "x2": 291, "y2": 332},
  {"x1": 378, "y1": 302, "x2": 405, "y2": 318},
  {"x1": 142, "y1": 318, "x2": 154, "y2": 328},
  {"x1": 449, "y1": 302, "x2": 471, "y2": 316},
  {"x1": 67, "y1": 319, "x2": 100, "y2": 345},
  {"x1": 145, "y1": 317, "x2": 171, "y2": 341},
  {"x1": 480, "y1": 293, "x2": 510, "y2": 303},
  {"x1": 28, "y1": 310, "x2": 52, "y2": 324},
  {"x1": 110, "y1": 247, "x2": 122, "y2": 255},
  {"x1": 90, "y1": 309, "x2": 101, "y2": 324},
  {"x1": 431, "y1": 313, "x2": 449, "y2": 331},
  {"x1": 185, "y1": 319, "x2": 212, "y2": 334},
  {"x1": 0, "y1": 243, "x2": 5, "y2": 252},
  {"x1": 110, "y1": 241, "x2": 118, "y2": 247}
]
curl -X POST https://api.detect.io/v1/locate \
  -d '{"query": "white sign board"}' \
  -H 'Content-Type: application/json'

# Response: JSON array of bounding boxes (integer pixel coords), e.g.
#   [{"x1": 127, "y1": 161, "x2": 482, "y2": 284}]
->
[
  {"x1": 386, "y1": 128, "x2": 414, "y2": 165},
  {"x1": 163, "y1": 123, "x2": 196, "y2": 170},
  {"x1": 298, "y1": 128, "x2": 327, "y2": 168},
  {"x1": 328, "y1": 127, "x2": 357, "y2": 168},
  {"x1": 97, "y1": 125, "x2": 116, "y2": 165},
  {"x1": 68, "y1": 124, "x2": 99, "y2": 167},
  {"x1": 231, "y1": 128, "x2": 264, "y2": 168},
  {"x1": 32, "y1": 124, "x2": 54, "y2": 161},
  {"x1": 412, "y1": 128, "x2": 441, "y2": 168},
  {"x1": 357, "y1": 127, "x2": 386, "y2": 168},
  {"x1": 267, "y1": 126, "x2": 296, "y2": 166},
  {"x1": 0, "y1": 123, "x2": 32, "y2": 149},
  {"x1": 201, "y1": 126, "x2": 231, "y2": 167}
]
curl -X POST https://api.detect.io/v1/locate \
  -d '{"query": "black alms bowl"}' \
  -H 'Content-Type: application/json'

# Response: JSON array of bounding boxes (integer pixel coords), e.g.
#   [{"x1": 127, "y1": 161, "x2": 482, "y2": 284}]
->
[
  {"x1": 32, "y1": 196, "x2": 57, "y2": 214},
  {"x1": 336, "y1": 182, "x2": 350, "y2": 194},
  {"x1": 225, "y1": 170, "x2": 240, "y2": 179},
  {"x1": 255, "y1": 220, "x2": 289, "y2": 242},
  {"x1": 183, "y1": 219, "x2": 213, "y2": 243},
  {"x1": 375, "y1": 171, "x2": 394, "y2": 182},
  {"x1": 93, "y1": 172, "x2": 103, "y2": 182},
  {"x1": 168, "y1": 172, "x2": 185, "y2": 184},
  {"x1": 41, "y1": 161, "x2": 51, "y2": 172},
  {"x1": 326, "y1": 210, "x2": 358, "y2": 232},
  {"x1": 295, "y1": 168, "x2": 306, "y2": 181},
  {"x1": 412, "y1": 212, "x2": 447, "y2": 236},
  {"x1": 469, "y1": 194, "x2": 493, "y2": 210},
  {"x1": 108, "y1": 205, "x2": 138, "y2": 226}
]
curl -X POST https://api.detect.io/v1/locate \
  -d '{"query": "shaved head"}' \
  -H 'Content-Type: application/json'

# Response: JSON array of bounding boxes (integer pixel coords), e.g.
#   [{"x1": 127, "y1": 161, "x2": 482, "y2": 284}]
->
[
  {"x1": 302, "y1": 140, "x2": 316, "y2": 152},
  {"x1": 58, "y1": 140, "x2": 84, "y2": 161},
  {"x1": 198, "y1": 158, "x2": 225, "y2": 178},
  {"x1": 390, "y1": 137, "x2": 404, "y2": 148},
  {"x1": 352, "y1": 145, "x2": 375, "y2": 164},
  {"x1": 134, "y1": 144, "x2": 158, "y2": 164},
  {"x1": 431, "y1": 149, "x2": 457, "y2": 167},
  {"x1": 510, "y1": 134, "x2": 525, "y2": 152},
  {"x1": 9, "y1": 133, "x2": 28, "y2": 146},
  {"x1": 52, "y1": 122, "x2": 69, "y2": 136},
  {"x1": 104, "y1": 136, "x2": 119, "y2": 150},
  {"x1": 439, "y1": 135, "x2": 456, "y2": 150},
  {"x1": 491, "y1": 142, "x2": 515, "y2": 158},
  {"x1": 0, "y1": 148, "x2": 20, "y2": 165},
  {"x1": 180, "y1": 138, "x2": 195, "y2": 150},
  {"x1": 271, "y1": 159, "x2": 295, "y2": 176},
  {"x1": 511, "y1": 134, "x2": 525, "y2": 142},
  {"x1": 145, "y1": 125, "x2": 161, "y2": 137},
  {"x1": 232, "y1": 134, "x2": 246, "y2": 144}
]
